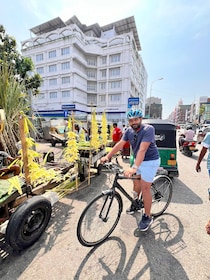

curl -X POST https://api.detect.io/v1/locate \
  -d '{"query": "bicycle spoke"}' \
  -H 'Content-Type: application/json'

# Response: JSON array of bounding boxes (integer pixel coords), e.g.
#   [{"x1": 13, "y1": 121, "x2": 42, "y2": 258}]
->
[
  {"x1": 77, "y1": 193, "x2": 122, "y2": 247},
  {"x1": 151, "y1": 176, "x2": 173, "y2": 217}
]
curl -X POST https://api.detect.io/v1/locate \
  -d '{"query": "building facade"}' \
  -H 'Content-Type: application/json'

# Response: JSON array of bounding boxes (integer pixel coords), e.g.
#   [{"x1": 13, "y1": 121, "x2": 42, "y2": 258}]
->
[{"x1": 21, "y1": 16, "x2": 147, "y2": 124}]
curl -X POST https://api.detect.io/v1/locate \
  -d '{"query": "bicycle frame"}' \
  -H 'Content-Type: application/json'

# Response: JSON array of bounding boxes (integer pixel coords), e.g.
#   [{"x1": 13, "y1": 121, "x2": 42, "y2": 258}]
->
[{"x1": 100, "y1": 173, "x2": 141, "y2": 221}]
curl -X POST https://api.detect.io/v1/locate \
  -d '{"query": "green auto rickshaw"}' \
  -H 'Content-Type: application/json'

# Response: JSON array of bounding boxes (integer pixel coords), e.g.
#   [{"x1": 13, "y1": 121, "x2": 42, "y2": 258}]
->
[{"x1": 143, "y1": 119, "x2": 179, "y2": 178}]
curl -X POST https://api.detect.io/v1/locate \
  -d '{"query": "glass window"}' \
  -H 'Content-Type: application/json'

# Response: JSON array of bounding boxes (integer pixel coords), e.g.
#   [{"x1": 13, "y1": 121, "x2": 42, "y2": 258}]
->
[
  {"x1": 110, "y1": 81, "x2": 121, "y2": 89},
  {"x1": 110, "y1": 53, "x2": 121, "y2": 63},
  {"x1": 36, "y1": 67, "x2": 44, "y2": 74},
  {"x1": 36, "y1": 54, "x2": 43, "y2": 62},
  {"x1": 62, "y1": 76, "x2": 70, "y2": 84},
  {"x1": 100, "y1": 82, "x2": 106, "y2": 90},
  {"x1": 49, "y1": 64, "x2": 57, "y2": 72},
  {"x1": 109, "y1": 94, "x2": 121, "y2": 102},
  {"x1": 37, "y1": 93, "x2": 45, "y2": 99},
  {"x1": 62, "y1": 91, "x2": 70, "y2": 98},
  {"x1": 49, "y1": 92, "x2": 57, "y2": 99},
  {"x1": 101, "y1": 69, "x2": 106, "y2": 78},
  {"x1": 87, "y1": 70, "x2": 96, "y2": 78},
  {"x1": 109, "y1": 67, "x2": 120, "y2": 77},
  {"x1": 61, "y1": 62, "x2": 70, "y2": 70},
  {"x1": 48, "y1": 50, "x2": 56, "y2": 59},
  {"x1": 49, "y1": 78, "x2": 57, "y2": 86},
  {"x1": 100, "y1": 95, "x2": 106, "y2": 102},
  {"x1": 87, "y1": 57, "x2": 96, "y2": 66},
  {"x1": 101, "y1": 56, "x2": 107, "y2": 64},
  {"x1": 61, "y1": 47, "x2": 70, "y2": 55}
]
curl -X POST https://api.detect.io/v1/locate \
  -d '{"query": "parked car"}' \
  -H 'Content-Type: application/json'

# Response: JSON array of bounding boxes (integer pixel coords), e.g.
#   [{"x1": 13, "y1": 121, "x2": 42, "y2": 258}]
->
[{"x1": 197, "y1": 126, "x2": 210, "y2": 144}]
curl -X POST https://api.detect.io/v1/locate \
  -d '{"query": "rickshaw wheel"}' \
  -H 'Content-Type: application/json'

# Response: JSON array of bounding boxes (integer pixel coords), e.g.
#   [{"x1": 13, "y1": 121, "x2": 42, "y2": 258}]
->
[{"x1": 5, "y1": 195, "x2": 52, "y2": 251}]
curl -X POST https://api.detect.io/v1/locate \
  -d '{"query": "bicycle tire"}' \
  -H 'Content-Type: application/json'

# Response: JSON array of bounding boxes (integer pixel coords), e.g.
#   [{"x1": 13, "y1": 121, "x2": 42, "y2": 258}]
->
[
  {"x1": 77, "y1": 192, "x2": 123, "y2": 247},
  {"x1": 150, "y1": 175, "x2": 173, "y2": 217}
]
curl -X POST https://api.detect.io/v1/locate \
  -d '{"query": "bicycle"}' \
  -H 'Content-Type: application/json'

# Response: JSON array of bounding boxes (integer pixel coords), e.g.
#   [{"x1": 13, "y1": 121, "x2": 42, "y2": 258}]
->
[{"x1": 77, "y1": 160, "x2": 173, "y2": 247}]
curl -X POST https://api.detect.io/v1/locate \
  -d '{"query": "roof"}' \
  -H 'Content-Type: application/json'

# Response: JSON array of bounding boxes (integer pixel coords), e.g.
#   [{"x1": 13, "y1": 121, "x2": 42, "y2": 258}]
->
[
  {"x1": 101, "y1": 16, "x2": 141, "y2": 51},
  {"x1": 30, "y1": 15, "x2": 141, "y2": 50},
  {"x1": 143, "y1": 118, "x2": 176, "y2": 126},
  {"x1": 30, "y1": 17, "x2": 66, "y2": 35}
]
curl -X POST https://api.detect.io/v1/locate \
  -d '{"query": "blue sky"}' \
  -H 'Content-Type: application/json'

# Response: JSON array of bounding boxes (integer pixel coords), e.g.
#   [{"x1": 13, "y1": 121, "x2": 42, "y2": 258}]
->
[{"x1": 1, "y1": 0, "x2": 210, "y2": 119}]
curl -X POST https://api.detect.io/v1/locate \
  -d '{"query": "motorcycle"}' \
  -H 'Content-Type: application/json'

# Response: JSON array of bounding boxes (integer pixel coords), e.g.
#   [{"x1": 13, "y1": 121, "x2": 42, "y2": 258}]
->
[{"x1": 179, "y1": 135, "x2": 198, "y2": 157}]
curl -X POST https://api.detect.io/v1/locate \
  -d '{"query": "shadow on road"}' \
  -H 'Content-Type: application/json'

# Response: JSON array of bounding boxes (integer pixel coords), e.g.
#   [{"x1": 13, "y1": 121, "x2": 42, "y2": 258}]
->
[
  {"x1": 74, "y1": 213, "x2": 189, "y2": 280},
  {"x1": 170, "y1": 178, "x2": 202, "y2": 205}
]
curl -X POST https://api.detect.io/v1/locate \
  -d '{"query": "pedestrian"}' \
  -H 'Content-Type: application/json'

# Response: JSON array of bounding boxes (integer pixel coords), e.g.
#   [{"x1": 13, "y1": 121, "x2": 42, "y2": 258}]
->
[
  {"x1": 101, "y1": 109, "x2": 160, "y2": 231},
  {"x1": 112, "y1": 123, "x2": 122, "y2": 147},
  {"x1": 195, "y1": 131, "x2": 210, "y2": 235},
  {"x1": 0, "y1": 150, "x2": 20, "y2": 179}
]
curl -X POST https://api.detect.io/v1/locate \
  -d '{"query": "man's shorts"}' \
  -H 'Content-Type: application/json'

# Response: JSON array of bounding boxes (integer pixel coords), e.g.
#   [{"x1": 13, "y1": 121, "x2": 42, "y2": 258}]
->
[{"x1": 136, "y1": 158, "x2": 160, "y2": 183}]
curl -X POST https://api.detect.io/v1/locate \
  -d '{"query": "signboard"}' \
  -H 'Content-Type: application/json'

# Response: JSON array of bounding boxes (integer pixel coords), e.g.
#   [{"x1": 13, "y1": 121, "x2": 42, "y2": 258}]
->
[
  {"x1": 128, "y1": 97, "x2": 139, "y2": 108},
  {"x1": 61, "y1": 104, "x2": 75, "y2": 110}
]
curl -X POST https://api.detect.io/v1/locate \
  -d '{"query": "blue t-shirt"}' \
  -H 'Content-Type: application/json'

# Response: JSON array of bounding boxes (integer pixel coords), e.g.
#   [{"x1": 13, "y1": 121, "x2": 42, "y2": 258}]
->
[{"x1": 123, "y1": 125, "x2": 159, "y2": 161}]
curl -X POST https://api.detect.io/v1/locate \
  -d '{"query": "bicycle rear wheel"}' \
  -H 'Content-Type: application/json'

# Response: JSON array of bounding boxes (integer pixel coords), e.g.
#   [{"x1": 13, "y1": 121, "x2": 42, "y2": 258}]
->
[
  {"x1": 77, "y1": 192, "x2": 123, "y2": 247},
  {"x1": 150, "y1": 175, "x2": 173, "y2": 217}
]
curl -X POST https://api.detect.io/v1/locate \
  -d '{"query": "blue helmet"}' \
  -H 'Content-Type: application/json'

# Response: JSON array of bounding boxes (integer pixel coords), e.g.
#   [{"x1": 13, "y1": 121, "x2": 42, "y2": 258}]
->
[{"x1": 127, "y1": 109, "x2": 143, "y2": 119}]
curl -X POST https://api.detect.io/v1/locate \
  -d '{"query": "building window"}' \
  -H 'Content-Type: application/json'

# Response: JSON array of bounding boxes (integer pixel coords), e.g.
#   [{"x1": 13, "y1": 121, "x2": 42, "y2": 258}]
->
[
  {"x1": 36, "y1": 67, "x2": 44, "y2": 74},
  {"x1": 87, "y1": 57, "x2": 96, "y2": 66},
  {"x1": 99, "y1": 82, "x2": 106, "y2": 90},
  {"x1": 49, "y1": 64, "x2": 57, "y2": 72},
  {"x1": 62, "y1": 91, "x2": 70, "y2": 98},
  {"x1": 49, "y1": 92, "x2": 57, "y2": 99},
  {"x1": 101, "y1": 56, "x2": 107, "y2": 64},
  {"x1": 87, "y1": 70, "x2": 96, "y2": 78},
  {"x1": 48, "y1": 50, "x2": 56, "y2": 59},
  {"x1": 87, "y1": 82, "x2": 97, "y2": 91},
  {"x1": 99, "y1": 95, "x2": 106, "y2": 102},
  {"x1": 109, "y1": 94, "x2": 121, "y2": 102},
  {"x1": 110, "y1": 81, "x2": 121, "y2": 89},
  {"x1": 49, "y1": 78, "x2": 57, "y2": 86},
  {"x1": 61, "y1": 47, "x2": 70, "y2": 55},
  {"x1": 101, "y1": 69, "x2": 106, "y2": 78},
  {"x1": 109, "y1": 67, "x2": 120, "y2": 77},
  {"x1": 87, "y1": 95, "x2": 97, "y2": 104},
  {"x1": 37, "y1": 93, "x2": 45, "y2": 99},
  {"x1": 61, "y1": 62, "x2": 70, "y2": 70},
  {"x1": 62, "y1": 76, "x2": 70, "y2": 84},
  {"x1": 110, "y1": 53, "x2": 121, "y2": 63},
  {"x1": 36, "y1": 54, "x2": 43, "y2": 62}
]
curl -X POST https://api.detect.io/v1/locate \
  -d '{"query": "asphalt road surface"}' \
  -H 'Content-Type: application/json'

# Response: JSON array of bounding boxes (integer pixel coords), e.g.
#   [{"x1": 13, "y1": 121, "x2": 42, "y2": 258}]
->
[{"x1": 0, "y1": 142, "x2": 209, "y2": 280}]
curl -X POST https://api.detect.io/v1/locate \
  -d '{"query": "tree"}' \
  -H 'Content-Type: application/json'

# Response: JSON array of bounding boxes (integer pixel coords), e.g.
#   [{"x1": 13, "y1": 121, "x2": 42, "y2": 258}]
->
[
  {"x1": 0, "y1": 25, "x2": 42, "y2": 95},
  {"x1": 0, "y1": 25, "x2": 42, "y2": 155}
]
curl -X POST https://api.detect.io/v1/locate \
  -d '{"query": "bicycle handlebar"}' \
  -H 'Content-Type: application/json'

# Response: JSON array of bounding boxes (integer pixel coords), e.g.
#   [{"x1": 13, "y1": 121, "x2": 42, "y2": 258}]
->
[{"x1": 100, "y1": 162, "x2": 140, "y2": 180}]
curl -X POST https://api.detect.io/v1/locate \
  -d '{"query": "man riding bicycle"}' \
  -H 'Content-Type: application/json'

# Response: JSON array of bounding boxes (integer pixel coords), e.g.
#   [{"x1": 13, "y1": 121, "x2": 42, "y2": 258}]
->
[{"x1": 101, "y1": 109, "x2": 160, "y2": 231}]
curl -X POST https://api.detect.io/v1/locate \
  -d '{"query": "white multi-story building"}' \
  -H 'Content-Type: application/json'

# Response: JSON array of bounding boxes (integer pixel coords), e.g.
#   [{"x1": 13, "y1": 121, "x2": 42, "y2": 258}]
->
[{"x1": 21, "y1": 15, "x2": 147, "y2": 123}]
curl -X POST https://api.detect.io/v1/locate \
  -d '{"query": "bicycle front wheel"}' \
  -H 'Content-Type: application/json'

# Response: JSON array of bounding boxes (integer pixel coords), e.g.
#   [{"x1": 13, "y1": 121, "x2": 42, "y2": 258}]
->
[
  {"x1": 150, "y1": 175, "x2": 173, "y2": 217},
  {"x1": 77, "y1": 192, "x2": 122, "y2": 247}
]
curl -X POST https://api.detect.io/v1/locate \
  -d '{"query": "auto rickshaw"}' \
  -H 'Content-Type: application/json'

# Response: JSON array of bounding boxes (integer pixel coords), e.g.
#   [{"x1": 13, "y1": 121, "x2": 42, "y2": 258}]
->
[{"x1": 143, "y1": 119, "x2": 179, "y2": 178}]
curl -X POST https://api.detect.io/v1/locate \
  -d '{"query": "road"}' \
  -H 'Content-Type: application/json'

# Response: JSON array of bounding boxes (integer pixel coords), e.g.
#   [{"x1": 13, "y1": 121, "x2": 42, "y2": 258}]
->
[{"x1": 0, "y1": 142, "x2": 210, "y2": 280}]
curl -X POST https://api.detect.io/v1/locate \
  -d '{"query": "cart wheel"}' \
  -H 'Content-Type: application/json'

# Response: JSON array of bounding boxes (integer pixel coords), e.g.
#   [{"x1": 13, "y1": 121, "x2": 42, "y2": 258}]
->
[
  {"x1": 5, "y1": 195, "x2": 52, "y2": 251},
  {"x1": 51, "y1": 140, "x2": 56, "y2": 147},
  {"x1": 97, "y1": 163, "x2": 102, "y2": 175}
]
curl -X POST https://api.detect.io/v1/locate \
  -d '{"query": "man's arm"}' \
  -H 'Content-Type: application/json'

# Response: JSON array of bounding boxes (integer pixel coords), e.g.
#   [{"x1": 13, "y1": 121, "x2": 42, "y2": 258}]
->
[
  {"x1": 101, "y1": 139, "x2": 126, "y2": 162},
  {"x1": 196, "y1": 146, "x2": 207, "y2": 172}
]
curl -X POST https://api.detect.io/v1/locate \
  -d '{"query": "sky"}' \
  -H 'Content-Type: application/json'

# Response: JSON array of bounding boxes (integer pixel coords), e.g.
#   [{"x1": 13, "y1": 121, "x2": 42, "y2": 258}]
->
[{"x1": 1, "y1": 0, "x2": 210, "y2": 119}]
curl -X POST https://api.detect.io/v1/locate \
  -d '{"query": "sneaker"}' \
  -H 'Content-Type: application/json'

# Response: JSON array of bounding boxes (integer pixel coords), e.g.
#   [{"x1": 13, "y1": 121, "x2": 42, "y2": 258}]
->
[
  {"x1": 126, "y1": 199, "x2": 141, "y2": 215},
  {"x1": 139, "y1": 214, "x2": 153, "y2": 231}
]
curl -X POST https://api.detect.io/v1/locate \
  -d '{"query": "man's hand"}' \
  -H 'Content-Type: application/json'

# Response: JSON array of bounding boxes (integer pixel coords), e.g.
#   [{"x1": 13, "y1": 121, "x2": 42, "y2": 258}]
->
[
  {"x1": 100, "y1": 156, "x2": 110, "y2": 164},
  {"x1": 124, "y1": 167, "x2": 137, "y2": 177}
]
